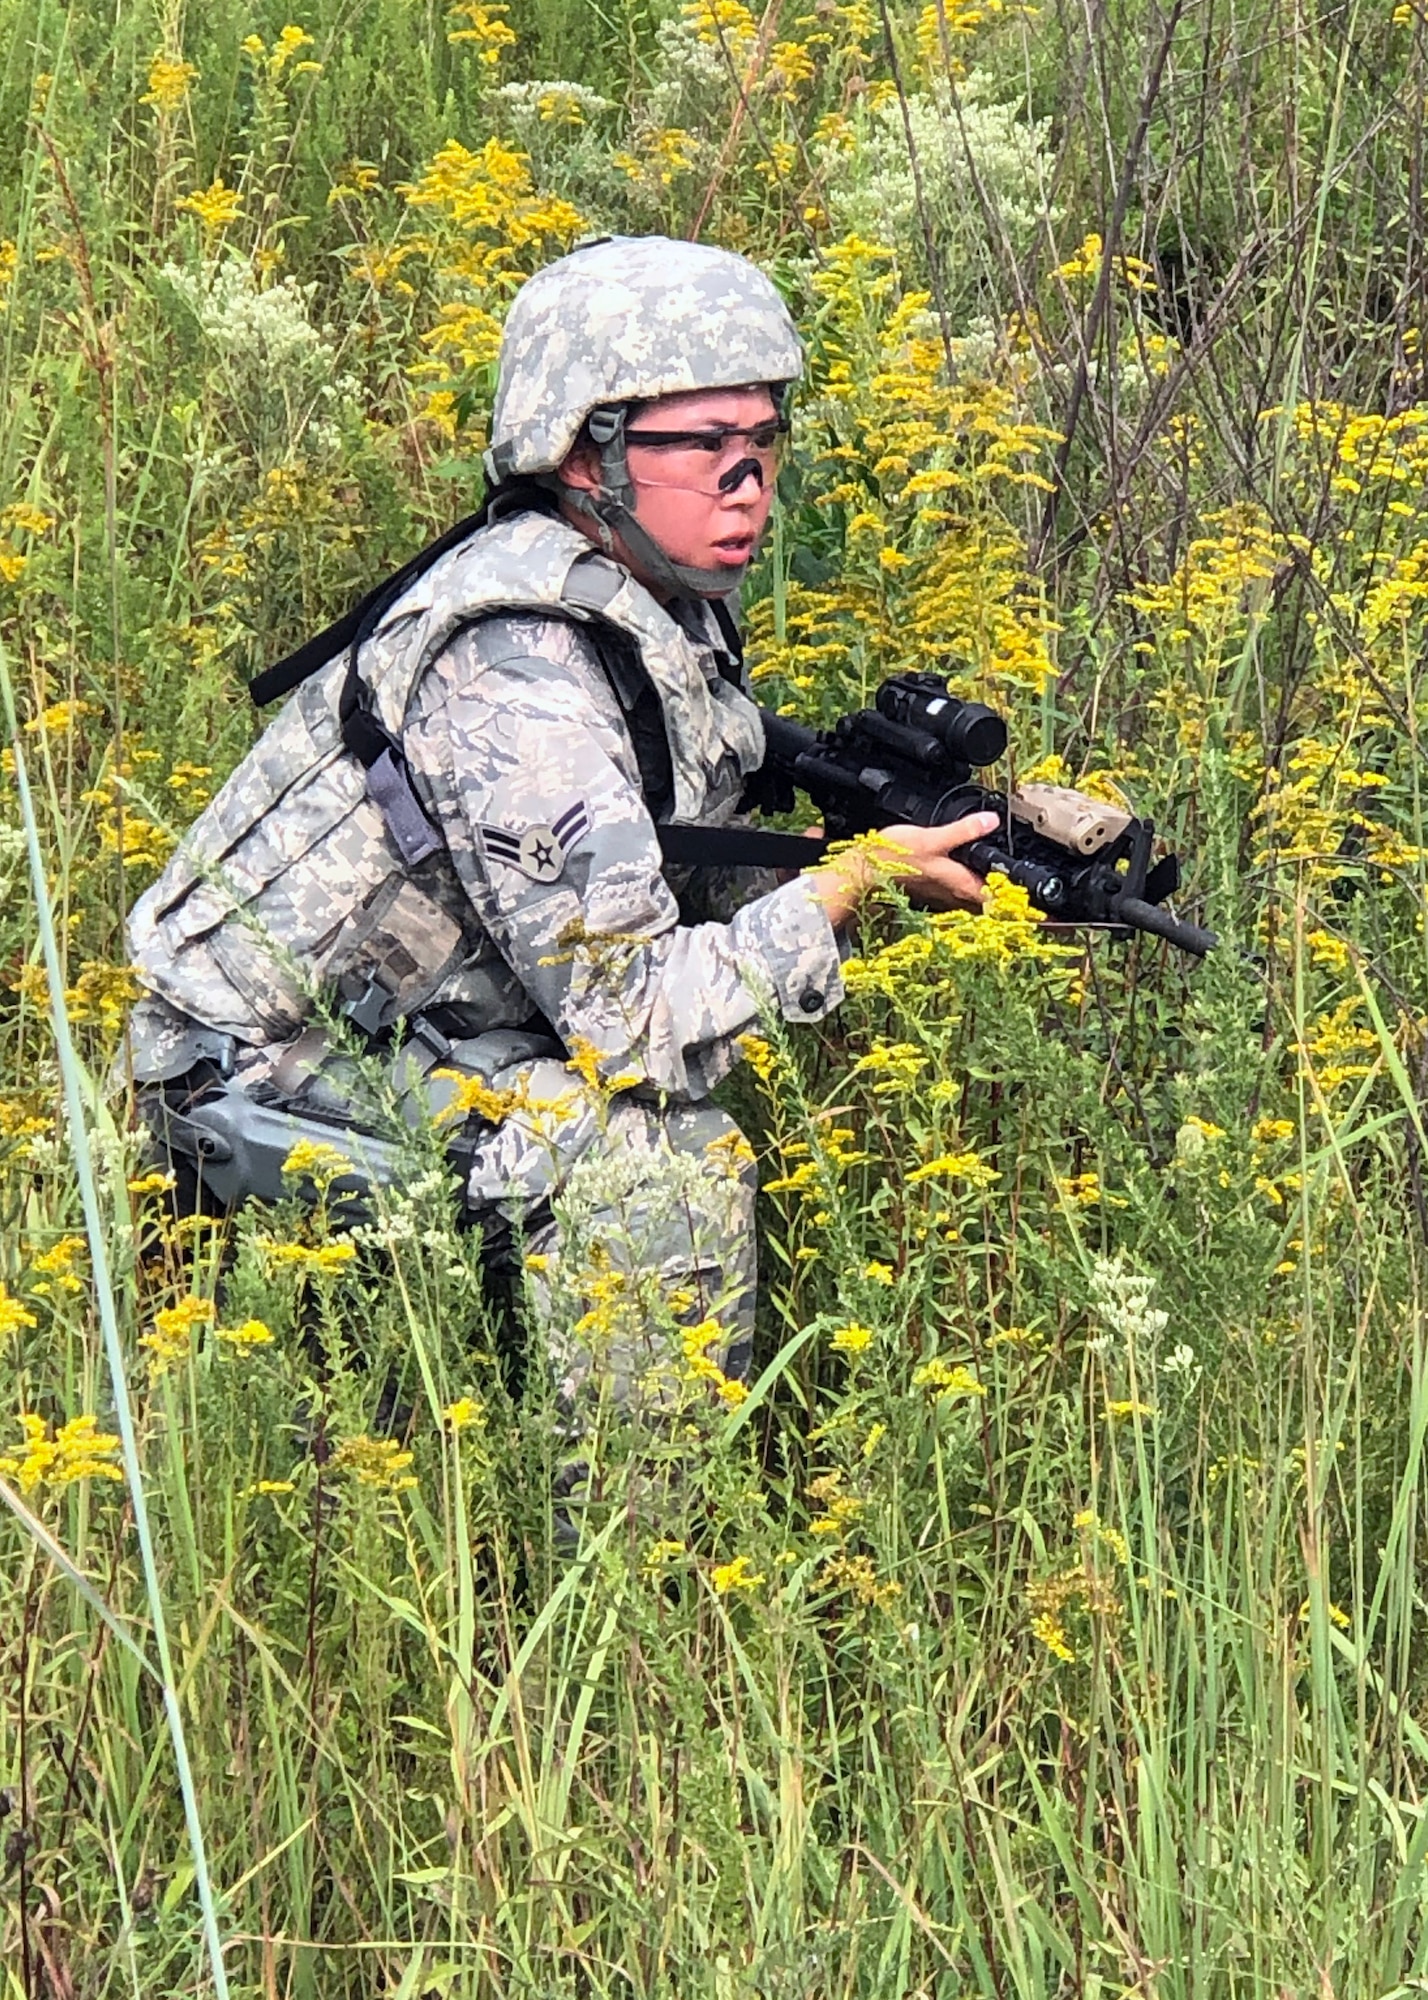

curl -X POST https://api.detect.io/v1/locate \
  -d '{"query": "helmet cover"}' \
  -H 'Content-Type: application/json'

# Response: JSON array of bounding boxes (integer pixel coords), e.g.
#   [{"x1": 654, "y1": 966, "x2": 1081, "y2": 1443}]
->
[{"x1": 487, "y1": 235, "x2": 805, "y2": 482}]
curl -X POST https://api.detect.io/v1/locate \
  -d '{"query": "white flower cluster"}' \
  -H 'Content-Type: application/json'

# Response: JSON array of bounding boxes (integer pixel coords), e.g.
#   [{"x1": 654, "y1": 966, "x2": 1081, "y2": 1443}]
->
[
  {"x1": 554, "y1": 1133, "x2": 744, "y2": 1274},
  {"x1": 1087, "y1": 1253, "x2": 1170, "y2": 1357},
  {"x1": 646, "y1": 15, "x2": 731, "y2": 125},
  {"x1": 819, "y1": 75, "x2": 1059, "y2": 314},
  {"x1": 162, "y1": 256, "x2": 327, "y2": 371},
  {"x1": 1161, "y1": 1342, "x2": 1202, "y2": 1384},
  {"x1": 493, "y1": 79, "x2": 613, "y2": 132},
  {"x1": 491, "y1": 77, "x2": 635, "y2": 228},
  {"x1": 160, "y1": 255, "x2": 359, "y2": 456}
]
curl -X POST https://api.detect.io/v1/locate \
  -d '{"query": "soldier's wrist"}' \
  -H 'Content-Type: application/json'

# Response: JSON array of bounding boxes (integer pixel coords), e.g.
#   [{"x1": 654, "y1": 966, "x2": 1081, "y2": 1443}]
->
[{"x1": 808, "y1": 854, "x2": 872, "y2": 930}]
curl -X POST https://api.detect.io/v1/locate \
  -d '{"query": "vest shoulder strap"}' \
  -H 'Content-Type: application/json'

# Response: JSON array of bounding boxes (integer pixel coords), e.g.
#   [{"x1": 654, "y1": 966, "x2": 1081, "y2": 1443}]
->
[
  {"x1": 246, "y1": 509, "x2": 797, "y2": 876},
  {"x1": 581, "y1": 618, "x2": 676, "y2": 823}
]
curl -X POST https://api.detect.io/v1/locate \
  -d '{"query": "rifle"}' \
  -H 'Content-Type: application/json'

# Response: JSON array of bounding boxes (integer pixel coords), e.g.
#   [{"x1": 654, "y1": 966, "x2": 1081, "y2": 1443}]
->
[{"x1": 657, "y1": 672, "x2": 1216, "y2": 957}]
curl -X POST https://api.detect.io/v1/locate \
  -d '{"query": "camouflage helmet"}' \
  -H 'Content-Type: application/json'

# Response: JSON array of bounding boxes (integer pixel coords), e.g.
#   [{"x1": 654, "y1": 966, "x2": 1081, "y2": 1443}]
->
[{"x1": 485, "y1": 235, "x2": 804, "y2": 482}]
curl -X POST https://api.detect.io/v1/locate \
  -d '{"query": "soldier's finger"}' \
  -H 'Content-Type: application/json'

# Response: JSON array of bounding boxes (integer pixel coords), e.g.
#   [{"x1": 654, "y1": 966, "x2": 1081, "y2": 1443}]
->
[
  {"x1": 928, "y1": 859, "x2": 989, "y2": 906},
  {"x1": 933, "y1": 810, "x2": 1000, "y2": 852}
]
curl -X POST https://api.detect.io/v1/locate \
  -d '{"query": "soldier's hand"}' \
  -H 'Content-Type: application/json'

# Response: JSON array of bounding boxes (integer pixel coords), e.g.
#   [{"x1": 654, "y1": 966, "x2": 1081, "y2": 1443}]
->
[{"x1": 809, "y1": 811, "x2": 1000, "y2": 928}]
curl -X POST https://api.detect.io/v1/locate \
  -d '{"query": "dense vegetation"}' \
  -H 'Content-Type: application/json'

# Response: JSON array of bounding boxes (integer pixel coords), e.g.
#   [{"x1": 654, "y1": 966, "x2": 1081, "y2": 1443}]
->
[{"x1": 4, "y1": 0, "x2": 1428, "y2": 1990}]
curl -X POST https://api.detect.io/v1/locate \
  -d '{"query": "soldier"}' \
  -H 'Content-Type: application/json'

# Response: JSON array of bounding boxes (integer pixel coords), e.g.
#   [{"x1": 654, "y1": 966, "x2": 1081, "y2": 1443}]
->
[{"x1": 123, "y1": 234, "x2": 997, "y2": 1417}]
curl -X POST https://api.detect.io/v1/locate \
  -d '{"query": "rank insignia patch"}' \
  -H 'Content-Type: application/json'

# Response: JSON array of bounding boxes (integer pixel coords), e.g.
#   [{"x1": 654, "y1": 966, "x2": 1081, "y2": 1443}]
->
[{"x1": 479, "y1": 799, "x2": 592, "y2": 883}]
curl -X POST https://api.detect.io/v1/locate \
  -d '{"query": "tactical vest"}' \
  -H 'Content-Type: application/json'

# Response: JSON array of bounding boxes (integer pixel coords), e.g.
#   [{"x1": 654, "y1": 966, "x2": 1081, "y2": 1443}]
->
[{"x1": 128, "y1": 511, "x2": 768, "y2": 1047}]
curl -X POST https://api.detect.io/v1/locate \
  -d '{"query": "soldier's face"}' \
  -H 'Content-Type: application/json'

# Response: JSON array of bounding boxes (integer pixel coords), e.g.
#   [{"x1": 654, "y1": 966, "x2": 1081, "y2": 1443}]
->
[{"x1": 560, "y1": 386, "x2": 780, "y2": 594}]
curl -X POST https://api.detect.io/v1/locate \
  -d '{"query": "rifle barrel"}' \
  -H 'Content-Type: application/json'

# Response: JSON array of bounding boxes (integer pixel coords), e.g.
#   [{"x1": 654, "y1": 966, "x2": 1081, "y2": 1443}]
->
[{"x1": 1115, "y1": 896, "x2": 1218, "y2": 958}]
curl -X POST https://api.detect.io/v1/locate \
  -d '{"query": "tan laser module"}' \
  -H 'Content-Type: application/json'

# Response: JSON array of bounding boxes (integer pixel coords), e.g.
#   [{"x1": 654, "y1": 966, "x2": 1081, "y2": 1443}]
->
[{"x1": 1009, "y1": 784, "x2": 1133, "y2": 856}]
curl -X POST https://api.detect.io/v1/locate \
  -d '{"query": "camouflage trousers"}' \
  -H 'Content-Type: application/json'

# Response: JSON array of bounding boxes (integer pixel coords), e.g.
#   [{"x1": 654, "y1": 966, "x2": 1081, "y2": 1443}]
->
[{"x1": 132, "y1": 1000, "x2": 757, "y2": 1416}]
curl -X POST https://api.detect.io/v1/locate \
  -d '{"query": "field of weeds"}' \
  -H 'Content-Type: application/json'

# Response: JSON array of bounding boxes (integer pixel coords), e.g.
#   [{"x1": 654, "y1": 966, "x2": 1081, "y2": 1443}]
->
[{"x1": 4, "y1": 0, "x2": 1428, "y2": 1991}]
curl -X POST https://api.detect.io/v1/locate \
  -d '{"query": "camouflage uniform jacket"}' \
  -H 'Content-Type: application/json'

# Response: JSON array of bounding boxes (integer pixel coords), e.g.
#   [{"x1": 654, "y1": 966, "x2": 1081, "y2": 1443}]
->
[{"x1": 127, "y1": 509, "x2": 844, "y2": 1100}]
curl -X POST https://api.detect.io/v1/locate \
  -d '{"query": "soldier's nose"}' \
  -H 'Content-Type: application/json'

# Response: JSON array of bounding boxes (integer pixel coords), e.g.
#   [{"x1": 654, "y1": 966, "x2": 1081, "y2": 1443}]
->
[{"x1": 718, "y1": 455, "x2": 765, "y2": 496}]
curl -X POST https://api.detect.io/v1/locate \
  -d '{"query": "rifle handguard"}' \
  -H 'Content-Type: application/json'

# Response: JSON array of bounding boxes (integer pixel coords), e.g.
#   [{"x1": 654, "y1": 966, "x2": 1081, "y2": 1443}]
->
[{"x1": 754, "y1": 692, "x2": 1216, "y2": 958}]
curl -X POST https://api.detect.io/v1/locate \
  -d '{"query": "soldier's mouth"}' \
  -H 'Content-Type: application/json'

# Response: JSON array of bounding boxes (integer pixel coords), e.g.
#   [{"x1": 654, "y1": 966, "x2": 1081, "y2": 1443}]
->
[{"x1": 712, "y1": 533, "x2": 756, "y2": 558}]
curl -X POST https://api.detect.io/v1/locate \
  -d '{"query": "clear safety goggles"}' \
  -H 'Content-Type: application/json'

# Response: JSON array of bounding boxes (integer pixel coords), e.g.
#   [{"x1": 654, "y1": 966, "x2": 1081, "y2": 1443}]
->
[{"x1": 621, "y1": 417, "x2": 790, "y2": 495}]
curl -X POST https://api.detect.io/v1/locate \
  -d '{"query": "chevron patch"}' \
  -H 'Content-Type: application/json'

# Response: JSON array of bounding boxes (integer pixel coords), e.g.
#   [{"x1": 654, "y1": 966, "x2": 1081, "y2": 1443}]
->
[{"x1": 478, "y1": 799, "x2": 592, "y2": 883}]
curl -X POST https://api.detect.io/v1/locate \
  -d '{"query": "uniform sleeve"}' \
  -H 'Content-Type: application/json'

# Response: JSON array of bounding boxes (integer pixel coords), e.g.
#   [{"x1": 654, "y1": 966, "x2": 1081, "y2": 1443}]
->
[{"x1": 403, "y1": 627, "x2": 845, "y2": 1100}]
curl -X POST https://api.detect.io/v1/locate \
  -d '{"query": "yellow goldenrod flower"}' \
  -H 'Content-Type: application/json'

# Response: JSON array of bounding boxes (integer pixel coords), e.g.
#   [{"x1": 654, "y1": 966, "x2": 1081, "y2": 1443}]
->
[
  {"x1": 1181, "y1": 1115, "x2": 1226, "y2": 1142},
  {"x1": 261, "y1": 1240, "x2": 357, "y2": 1276},
  {"x1": 644, "y1": 1537, "x2": 687, "y2": 1571},
  {"x1": 443, "y1": 1395, "x2": 486, "y2": 1430},
  {"x1": 767, "y1": 37, "x2": 816, "y2": 97},
  {"x1": 989, "y1": 1323, "x2": 1040, "y2": 1346},
  {"x1": 862, "y1": 1260, "x2": 894, "y2": 1285},
  {"x1": 403, "y1": 137, "x2": 585, "y2": 251},
  {"x1": 1018, "y1": 751, "x2": 1072, "y2": 787},
  {"x1": 683, "y1": 0, "x2": 757, "y2": 46},
  {"x1": 906, "y1": 1149, "x2": 1000, "y2": 1188},
  {"x1": 1074, "y1": 1511, "x2": 1130, "y2": 1564},
  {"x1": 911, "y1": 1359, "x2": 986, "y2": 1399},
  {"x1": 851, "y1": 1041, "x2": 929, "y2": 1092},
  {"x1": 281, "y1": 1139, "x2": 354, "y2": 1184},
  {"x1": 1297, "y1": 1597, "x2": 1352, "y2": 1629},
  {"x1": 447, "y1": 0, "x2": 517, "y2": 62},
  {"x1": 98, "y1": 813, "x2": 176, "y2": 872},
  {"x1": 1031, "y1": 1611, "x2": 1075, "y2": 1662},
  {"x1": 0, "y1": 1099, "x2": 48, "y2": 1142},
  {"x1": 270, "y1": 24, "x2": 319, "y2": 75},
  {"x1": 711, "y1": 1553, "x2": 765, "y2": 1594},
  {"x1": 166, "y1": 754, "x2": 216, "y2": 804},
  {"x1": 0, "y1": 1410, "x2": 124, "y2": 1494},
  {"x1": 681, "y1": 1318, "x2": 746, "y2": 1402},
  {"x1": 140, "y1": 1294, "x2": 216, "y2": 1375},
  {"x1": 823, "y1": 1551, "x2": 902, "y2": 1610},
  {"x1": 830, "y1": 1322, "x2": 874, "y2": 1355},
  {"x1": 141, "y1": 54, "x2": 198, "y2": 113},
  {"x1": 176, "y1": 176, "x2": 243, "y2": 234},
  {"x1": 705, "y1": 1128, "x2": 757, "y2": 1172},
  {"x1": 1056, "y1": 1170, "x2": 1121, "y2": 1208},
  {"x1": 30, "y1": 1235, "x2": 84, "y2": 1278},
  {"x1": 5, "y1": 505, "x2": 56, "y2": 539},
  {"x1": 737, "y1": 1033, "x2": 779, "y2": 1084},
  {"x1": 63, "y1": 961, "x2": 143, "y2": 1028},
  {"x1": 562, "y1": 1034, "x2": 640, "y2": 1096},
  {"x1": 215, "y1": 1318, "x2": 275, "y2": 1348},
  {"x1": 331, "y1": 1434, "x2": 417, "y2": 1493},
  {"x1": 27, "y1": 1235, "x2": 86, "y2": 1299},
  {"x1": 1306, "y1": 927, "x2": 1352, "y2": 972},
  {"x1": 430, "y1": 1068, "x2": 521, "y2": 1126}
]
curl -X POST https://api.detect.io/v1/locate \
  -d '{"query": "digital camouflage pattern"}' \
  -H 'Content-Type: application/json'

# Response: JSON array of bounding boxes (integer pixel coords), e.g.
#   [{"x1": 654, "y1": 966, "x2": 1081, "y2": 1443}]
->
[
  {"x1": 486, "y1": 236, "x2": 805, "y2": 481},
  {"x1": 403, "y1": 610, "x2": 843, "y2": 1102},
  {"x1": 127, "y1": 511, "x2": 797, "y2": 1044},
  {"x1": 525, "y1": 1096, "x2": 758, "y2": 1418},
  {"x1": 126, "y1": 509, "x2": 842, "y2": 1412}
]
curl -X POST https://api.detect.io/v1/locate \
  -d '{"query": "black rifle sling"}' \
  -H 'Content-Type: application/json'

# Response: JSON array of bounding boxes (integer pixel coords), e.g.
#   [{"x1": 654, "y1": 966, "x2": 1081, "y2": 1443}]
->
[{"x1": 247, "y1": 507, "x2": 487, "y2": 710}]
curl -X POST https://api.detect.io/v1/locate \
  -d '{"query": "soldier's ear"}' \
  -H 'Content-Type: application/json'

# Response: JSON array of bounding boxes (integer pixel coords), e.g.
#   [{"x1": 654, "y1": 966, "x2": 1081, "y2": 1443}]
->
[{"x1": 558, "y1": 439, "x2": 601, "y2": 494}]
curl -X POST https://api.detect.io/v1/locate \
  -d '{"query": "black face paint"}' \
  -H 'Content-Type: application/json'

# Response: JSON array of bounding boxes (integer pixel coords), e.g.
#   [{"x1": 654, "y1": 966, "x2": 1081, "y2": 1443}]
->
[{"x1": 718, "y1": 455, "x2": 765, "y2": 495}]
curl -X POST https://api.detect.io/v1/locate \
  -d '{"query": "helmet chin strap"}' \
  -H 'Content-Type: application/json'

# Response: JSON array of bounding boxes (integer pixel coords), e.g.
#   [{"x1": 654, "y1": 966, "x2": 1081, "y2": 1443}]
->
[{"x1": 559, "y1": 404, "x2": 751, "y2": 600}]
